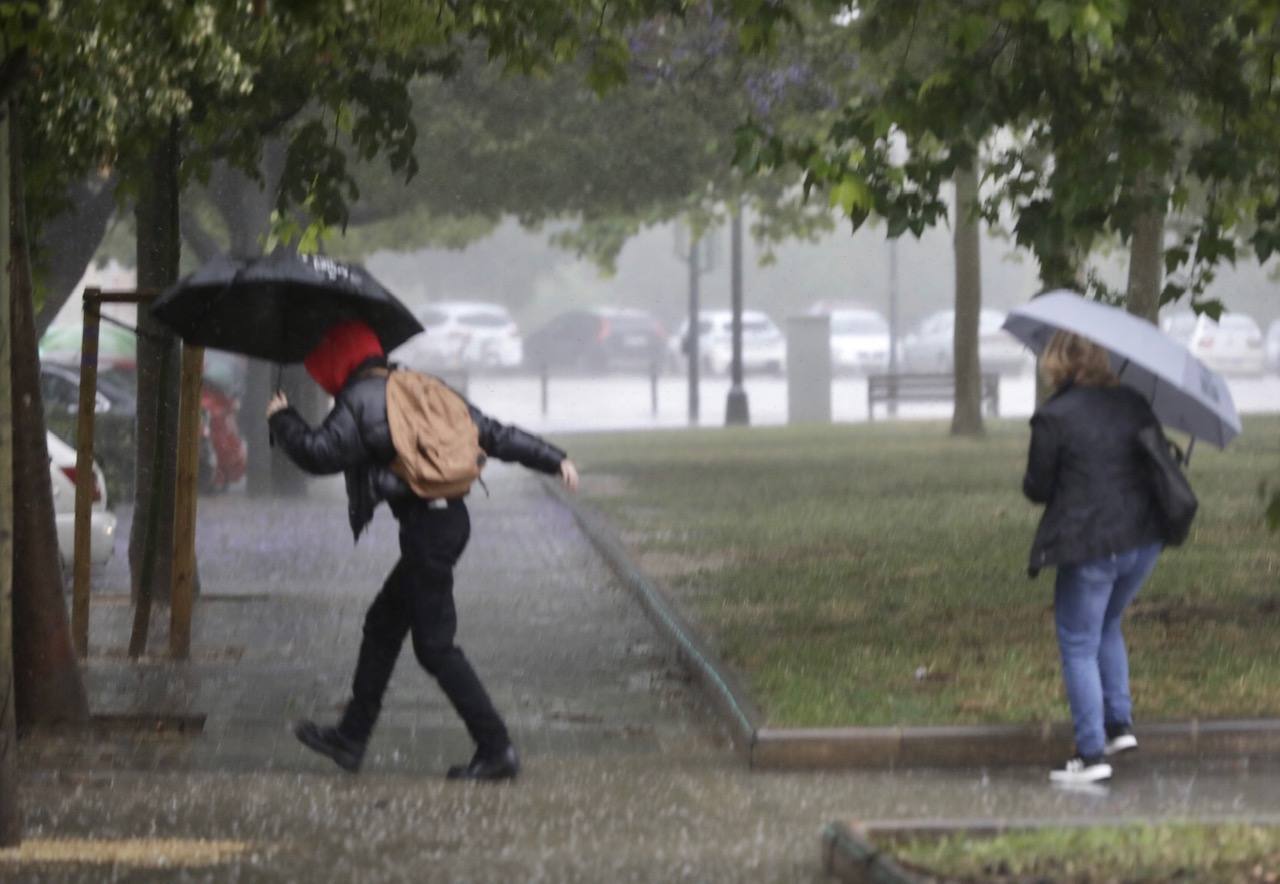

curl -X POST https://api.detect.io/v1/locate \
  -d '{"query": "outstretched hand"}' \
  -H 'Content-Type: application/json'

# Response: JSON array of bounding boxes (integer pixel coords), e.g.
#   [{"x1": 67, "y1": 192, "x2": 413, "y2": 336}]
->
[
  {"x1": 559, "y1": 458, "x2": 579, "y2": 493},
  {"x1": 266, "y1": 391, "x2": 289, "y2": 419}
]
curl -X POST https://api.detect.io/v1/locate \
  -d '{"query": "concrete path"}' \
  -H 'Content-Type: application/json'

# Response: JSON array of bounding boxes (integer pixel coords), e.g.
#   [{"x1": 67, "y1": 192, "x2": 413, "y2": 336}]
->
[{"x1": 11, "y1": 466, "x2": 1280, "y2": 882}]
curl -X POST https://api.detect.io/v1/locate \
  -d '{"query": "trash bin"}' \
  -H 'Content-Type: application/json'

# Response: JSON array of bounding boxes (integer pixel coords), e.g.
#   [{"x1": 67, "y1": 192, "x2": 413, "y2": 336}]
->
[{"x1": 787, "y1": 314, "x2": 831, "y2": 424}]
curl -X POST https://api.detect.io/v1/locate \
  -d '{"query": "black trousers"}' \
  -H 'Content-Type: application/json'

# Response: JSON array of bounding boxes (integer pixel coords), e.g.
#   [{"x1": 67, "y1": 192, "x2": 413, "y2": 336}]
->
[{"x1": 338, "y1": 497, "x2": 510, "y2": 754}]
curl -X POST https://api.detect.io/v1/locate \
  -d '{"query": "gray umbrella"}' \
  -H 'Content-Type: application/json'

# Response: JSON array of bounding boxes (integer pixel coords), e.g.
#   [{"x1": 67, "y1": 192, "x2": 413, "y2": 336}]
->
[{"x1": 1003, "y1": 290, "x2": 1242, "y2": 448}]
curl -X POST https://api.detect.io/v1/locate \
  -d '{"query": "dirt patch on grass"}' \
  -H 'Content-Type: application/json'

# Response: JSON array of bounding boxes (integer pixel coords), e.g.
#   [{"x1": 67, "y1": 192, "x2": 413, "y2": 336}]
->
[
  {"x1": 1128, "y1": 599, "x2": 1280, "y2": 626},
  {"x1": 583, "y1": 473, "x2": 630, "y2": 498},
  {"x1": 638, "y1": 550, "x2": 737, "y2": 580}
]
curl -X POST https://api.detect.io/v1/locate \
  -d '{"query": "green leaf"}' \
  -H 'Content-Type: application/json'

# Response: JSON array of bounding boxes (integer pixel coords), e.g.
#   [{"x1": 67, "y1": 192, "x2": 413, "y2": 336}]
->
[
  {"x1": 297, "y1": 220, "x2": 326, "y2": 255},
  {"x1": 1035, "y1": 1, "x2": 1075, "y2": 40},
  {"x1": 918, "y1": 72, "x2": 952, "y2": 101},
  {"x1": 829, "y1": 175, "x2": 872, "y2": 215},
  {"x1": 1192, "y1": 299, "x2": 1225, "y2": 321}
]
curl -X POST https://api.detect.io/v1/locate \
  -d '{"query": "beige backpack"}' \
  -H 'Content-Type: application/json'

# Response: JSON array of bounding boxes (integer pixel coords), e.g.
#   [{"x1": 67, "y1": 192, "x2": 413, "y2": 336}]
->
[{"x1": 382, "y1": 370, "x2": 486, "y2": 499}]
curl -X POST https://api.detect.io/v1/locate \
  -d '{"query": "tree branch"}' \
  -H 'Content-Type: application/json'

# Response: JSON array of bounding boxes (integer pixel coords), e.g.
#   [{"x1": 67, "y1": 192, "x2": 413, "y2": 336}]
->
[
  {"x1": 179, "y1": 205, "x2": 224, "y2": 262},
  {"x1": 34, "y1": 174, "x2": 120, "y2": 337}
]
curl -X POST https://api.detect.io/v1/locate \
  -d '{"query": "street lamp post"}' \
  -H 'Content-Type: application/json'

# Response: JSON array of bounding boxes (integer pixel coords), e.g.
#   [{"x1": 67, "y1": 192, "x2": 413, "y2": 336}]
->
[
  {"x1": 675, "y1": 223, "x2": 717, "y2": 425},
  {"x1": 687, "y1": 236, "x2": 701, "y2": 424},
  {"x1": 887, "y1": 237, "x2": 900, "y2": 417},
  {"x1": 725, "y1": 208, "x2": 749, "y2": 425}
]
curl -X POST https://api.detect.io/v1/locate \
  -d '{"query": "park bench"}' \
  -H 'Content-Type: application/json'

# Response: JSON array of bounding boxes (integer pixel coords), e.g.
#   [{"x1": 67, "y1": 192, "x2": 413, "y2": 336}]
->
[{"x1": 866, "y1": 372, "x2": 1000, "y2": 420}]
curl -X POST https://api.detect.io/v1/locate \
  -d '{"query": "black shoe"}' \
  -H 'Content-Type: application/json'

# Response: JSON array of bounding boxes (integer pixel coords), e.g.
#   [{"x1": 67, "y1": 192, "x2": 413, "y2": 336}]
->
[
  {"x1": 1104, "y1": 723, "x2": 1138, "y2": 756},
  {"x1": 446, "y1": 745, "x2": 520, "y2": 781},
  {"x1": 294, "y1": 720, "x2": 365, "y2": 772}
]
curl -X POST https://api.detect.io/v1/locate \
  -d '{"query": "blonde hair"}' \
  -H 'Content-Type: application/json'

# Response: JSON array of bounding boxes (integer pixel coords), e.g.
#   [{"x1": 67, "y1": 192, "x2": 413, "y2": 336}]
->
[{"x1": 1040, "y1": 331, "x2": 1117, "y2": 389}]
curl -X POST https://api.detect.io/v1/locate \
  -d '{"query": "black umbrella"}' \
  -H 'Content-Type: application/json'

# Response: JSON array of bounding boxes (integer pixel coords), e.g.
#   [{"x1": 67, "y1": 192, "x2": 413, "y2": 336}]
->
[{"x1": 151, "y1": 251, "x2": 422, "y2": 363}]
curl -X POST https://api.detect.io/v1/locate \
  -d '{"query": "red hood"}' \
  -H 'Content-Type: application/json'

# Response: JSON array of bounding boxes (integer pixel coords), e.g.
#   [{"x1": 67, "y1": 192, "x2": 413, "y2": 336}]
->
[{"x1": 303, "y1": 321, "x2": 384, "y2": 396}]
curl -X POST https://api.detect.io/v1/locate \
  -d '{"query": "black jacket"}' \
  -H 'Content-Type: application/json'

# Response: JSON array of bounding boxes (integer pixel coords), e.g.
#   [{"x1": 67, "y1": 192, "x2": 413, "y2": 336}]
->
[
  {"x1": 269, "y1": 363, "x2": 567, "y2": 540},
  {"x1": 1022, "y1": 382, "x2": 1164, "y2": 576}
]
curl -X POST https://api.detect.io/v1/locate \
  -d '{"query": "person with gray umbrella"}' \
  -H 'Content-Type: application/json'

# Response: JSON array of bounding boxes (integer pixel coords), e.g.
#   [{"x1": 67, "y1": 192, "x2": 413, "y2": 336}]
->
[{"x1": 1022, "y1": 330, "x2": 1169, "y2": 785}]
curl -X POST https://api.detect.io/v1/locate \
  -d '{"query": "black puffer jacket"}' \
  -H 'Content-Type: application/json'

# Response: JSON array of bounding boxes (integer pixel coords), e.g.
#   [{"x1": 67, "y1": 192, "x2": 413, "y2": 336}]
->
[
  {"x1": 1022, "y1": 382, "x2": 1165, "y2": 576},
  {"x1": 269, "y1": 362, "x2": 567, "y2": 540}
]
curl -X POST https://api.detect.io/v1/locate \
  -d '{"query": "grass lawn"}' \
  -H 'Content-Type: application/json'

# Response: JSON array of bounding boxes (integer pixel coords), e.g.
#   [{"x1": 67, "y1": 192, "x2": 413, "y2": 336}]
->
[
  {"x1": 891, "y1": 822, "x2": 1280, "y2": 882},
  {"x1": 561, "y1": 415, "x2": 1280, "y2": 728}
]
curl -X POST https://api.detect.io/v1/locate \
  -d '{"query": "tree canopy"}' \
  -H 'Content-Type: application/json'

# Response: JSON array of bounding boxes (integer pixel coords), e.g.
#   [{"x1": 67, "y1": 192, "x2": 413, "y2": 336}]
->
[{"x1": 740, "y1": 0, "x2": 1280, "y2": 315}]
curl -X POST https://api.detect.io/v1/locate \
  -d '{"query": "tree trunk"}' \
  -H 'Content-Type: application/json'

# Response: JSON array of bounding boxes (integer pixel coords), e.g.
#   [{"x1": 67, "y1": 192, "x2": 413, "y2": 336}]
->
[
  {"x1": 10, "y1": 112, "x2": 88, "y2": 728},
  {"x1": 33, "y1": 174, "x2": 118, "y2": 337},
  {"x1": 950, "y1": 164, "x2": 984, "y2": 437},
  {"x1": 206, "y1": 145, "x2": 323, "y2": 497},
  {"x1": 1125, "y1": 207, "x2": 1164, "y2": 324},
  {"x1": 0, "y1": 102, "x2": 22, "y2": 848},
  {"x1": 1033, "y1": 230, "x2": 1086, "y2": 405},
  {"x1": 128, "y1": 122, "x2": 182, "y2": 626}
]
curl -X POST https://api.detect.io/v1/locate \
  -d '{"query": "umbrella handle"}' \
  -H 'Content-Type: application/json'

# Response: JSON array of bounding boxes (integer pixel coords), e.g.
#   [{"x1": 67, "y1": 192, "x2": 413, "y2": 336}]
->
[
  {"x1": 1185, "y1": 435, "x2": 1195, "y2": 466},
  {"x1": 267, "y1": 363, "x2": 284, "y2": 449}
]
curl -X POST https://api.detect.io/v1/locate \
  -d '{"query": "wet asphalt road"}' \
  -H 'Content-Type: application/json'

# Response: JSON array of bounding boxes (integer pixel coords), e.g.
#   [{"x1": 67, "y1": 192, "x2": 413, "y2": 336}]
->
[{"x1": 10, "y1": 466, "x2": 1280, "y2": 882}]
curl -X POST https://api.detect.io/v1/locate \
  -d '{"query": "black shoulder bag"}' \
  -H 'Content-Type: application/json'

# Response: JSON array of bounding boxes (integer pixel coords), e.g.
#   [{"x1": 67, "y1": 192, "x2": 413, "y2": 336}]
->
[{"x1": 1135, "y1": 425, "x2": 1198, "y2": 547}]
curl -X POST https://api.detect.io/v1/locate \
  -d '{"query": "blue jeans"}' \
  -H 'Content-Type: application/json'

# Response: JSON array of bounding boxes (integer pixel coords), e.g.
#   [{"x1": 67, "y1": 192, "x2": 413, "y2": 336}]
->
[{"x1": 1054, "y1": 542, "x2": 1162, "y2": 758}]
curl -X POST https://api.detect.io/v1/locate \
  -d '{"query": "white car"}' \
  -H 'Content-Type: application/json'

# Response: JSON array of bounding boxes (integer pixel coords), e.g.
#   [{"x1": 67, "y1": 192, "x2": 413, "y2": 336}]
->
[
  {"x1": 1267, "y1": 319, "x2": 1280, "y2": 374},
  {"x1": 900, "y1": 308, "x2": 1032, "y2": 375},
  {"x1": 668, "y1": 310, "x2": 786, "y2": 375},
  {"x1": 47, "y1": 431, "x2": 116, "y2": 571},
  {"x1": 392, "y1": 301, "x2": 523, "y2": 371},
  {"x1": 816, "y1": 307, "x2": 891, "y2": 374},
  {"x1": 1161, "y1": 311, "x2": 1267, "y2": 376}
]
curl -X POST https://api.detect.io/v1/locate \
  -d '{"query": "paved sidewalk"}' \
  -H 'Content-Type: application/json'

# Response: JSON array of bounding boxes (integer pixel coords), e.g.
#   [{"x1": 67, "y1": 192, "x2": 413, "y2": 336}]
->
[
  {"x1": 34, "y1": 464, "x2": 720, "y2": 775},
  {"x1": 12, "y1": 466, "x2": 1280, "y2": 882}
]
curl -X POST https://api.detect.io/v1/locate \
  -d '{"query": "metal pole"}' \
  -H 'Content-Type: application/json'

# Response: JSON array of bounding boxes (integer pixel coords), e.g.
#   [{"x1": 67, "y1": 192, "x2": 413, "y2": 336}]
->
[
  {"x1": 650, "y1": 360, "x2": 659, "y2": 416},
  {"x1": 725, "y1": 208, "x2": 750, "y2": 426},
  {"x1": 540, "y1": 363, "x2": 548, "y2": 416},
  {"x1": 169, "y1": 344, "x2": 203, "y2": 659},
  {"x1": 71, "y1": 292, "x2": 102, "y2": 657},
  {"x1": 887, "y1": 238, "x2": 900, "y2": 417},
  {"x1": 687, "y1": 237, "x2": 701, "y2": 425}
]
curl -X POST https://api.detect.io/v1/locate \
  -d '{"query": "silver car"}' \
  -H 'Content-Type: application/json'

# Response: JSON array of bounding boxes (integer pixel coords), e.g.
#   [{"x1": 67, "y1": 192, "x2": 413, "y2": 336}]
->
[
  {"x1": 668, "y1": 310, "x2": 786, "y2": 375},
  {"x1": 900, "y1": 309, "x2": 1031, "y2": 375},
  {"x1": 392, "y1": 301, "x2": 524, "y2": 371},
  {"x1": 1161, "y1": 311, "x2": 1267, "y2": 376},
  {"x1": 1266, "y1": 319, "x2": 1280, "y2": 374}
]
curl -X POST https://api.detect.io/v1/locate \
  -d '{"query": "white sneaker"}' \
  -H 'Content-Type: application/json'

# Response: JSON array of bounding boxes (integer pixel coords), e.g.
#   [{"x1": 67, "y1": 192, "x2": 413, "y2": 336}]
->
[
  {"x1": 1104, "y1": 729, "x2": 1138, "y2": 756},
  {"x1": 1049, "y1": 755, "x2": 1112, "y2": 784}
]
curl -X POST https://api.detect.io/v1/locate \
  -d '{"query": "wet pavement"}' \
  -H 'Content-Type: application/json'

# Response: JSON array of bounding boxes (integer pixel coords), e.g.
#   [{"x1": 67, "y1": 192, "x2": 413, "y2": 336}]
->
[{"x1": 11, "y1": 466, "x2": 1280, "y2": 881}]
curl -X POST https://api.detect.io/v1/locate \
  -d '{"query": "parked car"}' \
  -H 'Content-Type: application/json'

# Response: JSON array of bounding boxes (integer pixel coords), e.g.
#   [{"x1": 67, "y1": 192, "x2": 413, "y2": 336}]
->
[
  {"x1": 41, "y1": 361, "x2": 247, "y2": 497},
  {"x1": 200, "y1": 382, "x2": 247, "y2": 493},
  {"x1": 1267, "y1": 319, "x2": 1280, "y2": 374},
  {"x1": 523, "y1": 308, "x2": 667, "y2": 373},
  {"x1": 392, "y1": 301, "x2": 523, "y2": 371},
  {"x1": 47, "y1": 431, "x2": 117, "y2": 572},
  {"x1": 41, "y1": 360, "x2": 137, "y2": 501},
  {"x1": 668, "y1": 310, "x2": 786, "y2": 375},
  {"x1": 900, "y1": 309, "x2": 1031, "y2": 375},
  {"x1": 39, "y1": 321, "x2": 137, "y2": 373},
  {"x1": 1161, "y1": 311, "x2": 1267, "y2": 376},
  {"x1": 810, "y1": 306, "x2": 891, "y2": 374}
]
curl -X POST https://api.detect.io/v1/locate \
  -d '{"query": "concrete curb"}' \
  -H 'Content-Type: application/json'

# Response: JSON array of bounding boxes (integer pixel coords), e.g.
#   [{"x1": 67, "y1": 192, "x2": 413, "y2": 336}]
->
[
  {"x1": 545, "y1": 478, "x2": 1280, "y2": 770},
  {"x1": 543, "y1": 478, "x2": 759, "y2": 757},
  {"x1": 821, "y1": 822, "x2": 922, "y2": 884}
]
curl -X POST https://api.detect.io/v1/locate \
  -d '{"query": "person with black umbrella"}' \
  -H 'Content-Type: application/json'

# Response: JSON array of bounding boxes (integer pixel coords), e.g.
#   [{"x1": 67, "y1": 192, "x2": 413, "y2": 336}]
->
[{"x1": 267, "y1": 319, "x2": 579, "y2": 780}]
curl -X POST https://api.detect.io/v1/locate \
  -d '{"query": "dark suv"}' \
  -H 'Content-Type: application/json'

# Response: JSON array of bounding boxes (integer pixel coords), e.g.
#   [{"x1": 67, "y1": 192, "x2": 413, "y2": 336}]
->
[{"x1": 523, "y1": 308, "x2": 667, "y2": 373}]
